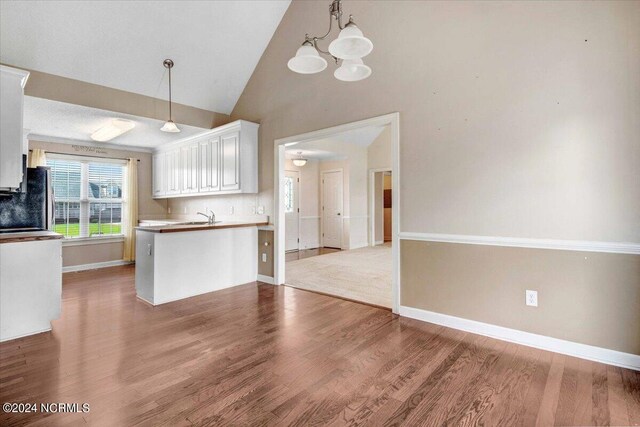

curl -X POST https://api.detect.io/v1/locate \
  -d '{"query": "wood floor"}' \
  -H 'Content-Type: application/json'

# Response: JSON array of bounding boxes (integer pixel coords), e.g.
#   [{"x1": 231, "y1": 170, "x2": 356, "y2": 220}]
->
[
  {"x1": 285, "y1": 247, "x2": 340, "y2": 262},
  {"x1": 0, "y1": 265, "x2": 638, "y2": 426}
]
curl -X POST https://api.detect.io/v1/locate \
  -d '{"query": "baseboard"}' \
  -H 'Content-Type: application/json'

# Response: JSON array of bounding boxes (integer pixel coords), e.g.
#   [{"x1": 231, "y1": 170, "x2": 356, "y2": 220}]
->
[
  {"x1": 398, "y1": 232, "x2": 640, "y2": 255},
  {"x1": 257, "y1": 274, "x2": 275, "y2": 285},
  {"x1": 399, "y1": 305, "x2": 640, "y2": 371},
  {"x1": 375, "y1": 240, "x2": 384, "y2": 245},
  {"x1": 0, "y1": 326, "x2": 51, "y2": 343},
  {"x1": 63, "y1": 260, "x2": 134, "y2": 273}
]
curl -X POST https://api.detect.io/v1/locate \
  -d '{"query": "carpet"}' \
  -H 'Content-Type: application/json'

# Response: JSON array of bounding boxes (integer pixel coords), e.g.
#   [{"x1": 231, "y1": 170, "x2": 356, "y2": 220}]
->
[{"x1": 285, "y1": 243, "x2": 392, "y2": 308}]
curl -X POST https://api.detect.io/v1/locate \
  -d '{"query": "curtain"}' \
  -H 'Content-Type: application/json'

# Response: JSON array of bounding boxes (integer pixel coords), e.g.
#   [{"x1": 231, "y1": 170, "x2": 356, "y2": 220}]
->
[
  {"x1": 29, "y1": 149, "x2": 46, "y2": 167},
  {"x1": 123, "y1": 158, "x2": 138, "y2": 262}
]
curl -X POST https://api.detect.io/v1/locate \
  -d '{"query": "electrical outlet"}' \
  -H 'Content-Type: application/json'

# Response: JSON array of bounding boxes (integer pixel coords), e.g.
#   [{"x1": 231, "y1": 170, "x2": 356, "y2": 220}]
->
[
  {"x1": 168, "y1": 207, "x2": 171, "y2": 214},
  {"x1": 183, "y1": 207, "x2": 187, "y2": 214},
  {"x1": 257, "y1": 206, "x2": 265, "y2": 214},
  {"x1": 526, "y1": 290, "x2": 538, "y2": 307},
  {"x1": 262, "y1": 253, "x2": 267, "y2": 263},
  {"x1": 230, "y1": 206, "x2": 234, "y2": 215}
]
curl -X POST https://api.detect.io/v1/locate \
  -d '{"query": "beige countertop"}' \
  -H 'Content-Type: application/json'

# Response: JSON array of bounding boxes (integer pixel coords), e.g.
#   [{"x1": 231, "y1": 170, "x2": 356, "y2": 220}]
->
[
  {"x1": 0, "y1": 230, "x2": 64, "y2": 244},
  {"x1": 135, "y1": 221, "x2": 269, "y2": 233}
]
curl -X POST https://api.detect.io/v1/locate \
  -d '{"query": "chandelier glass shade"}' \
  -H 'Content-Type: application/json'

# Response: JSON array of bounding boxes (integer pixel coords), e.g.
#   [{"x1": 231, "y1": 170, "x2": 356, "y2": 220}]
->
[
  {"x1": 328, "y1": 24, "x2": 373, "y2": 60},
  {"x1": 287, "y1": 44, "x2": 328, "y2": 74},
  {"x1": 288, "y1": 0, "x2": 372, "y2": 82},
  {"x1": 334, "y1": 58, "x2": 371, "y2": 82}
]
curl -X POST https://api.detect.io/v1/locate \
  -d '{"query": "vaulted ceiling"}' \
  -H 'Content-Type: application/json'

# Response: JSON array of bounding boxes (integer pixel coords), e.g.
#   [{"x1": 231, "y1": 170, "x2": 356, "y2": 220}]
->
[{"x1": 0, "y1": 0, "x2": 291, "y2": 114}]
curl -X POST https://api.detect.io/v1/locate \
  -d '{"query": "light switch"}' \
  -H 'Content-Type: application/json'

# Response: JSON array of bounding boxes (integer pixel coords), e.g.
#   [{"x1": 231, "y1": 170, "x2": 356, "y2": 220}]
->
[{"x1": 147, "y1": 244, "x2": 152, "y2": 256}]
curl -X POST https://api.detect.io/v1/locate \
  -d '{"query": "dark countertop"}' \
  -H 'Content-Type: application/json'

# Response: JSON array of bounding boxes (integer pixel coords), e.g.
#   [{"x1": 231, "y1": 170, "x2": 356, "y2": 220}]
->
[
  {"x1": 0, "y1": 230, "x2": 64, "y2": 244},
  {"x1": 135, "y1": 221, "x2": 269, "y2": 233}
]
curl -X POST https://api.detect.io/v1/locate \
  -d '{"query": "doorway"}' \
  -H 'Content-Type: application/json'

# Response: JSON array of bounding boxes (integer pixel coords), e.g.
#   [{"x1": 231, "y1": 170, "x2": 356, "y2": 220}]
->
[
  {"x1": 369, "y1": 169, "x2": 392, "y2": 246},
  {"x1": 274, "y1": 113, "x2": 400, "y2": 313},
  {"x1": 321, "y1": 169, "x2": 343, "y2": 249},
  {"x1": 284, "y1": 170, "x2": 299, "y2": 252}
]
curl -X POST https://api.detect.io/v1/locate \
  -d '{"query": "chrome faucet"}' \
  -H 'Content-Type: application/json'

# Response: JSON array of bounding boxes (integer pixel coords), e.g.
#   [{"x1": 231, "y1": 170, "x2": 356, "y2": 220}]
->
[{"x1": 196, "y1": 209, "x2": 216, "y2": 225}]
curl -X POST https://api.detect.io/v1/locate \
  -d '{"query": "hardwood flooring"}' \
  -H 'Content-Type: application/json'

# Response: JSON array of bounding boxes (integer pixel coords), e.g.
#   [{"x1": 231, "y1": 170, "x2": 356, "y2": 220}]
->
[
  {"x1": 0, "y1": 265, "x2": 638, "y2": 426},
  {"x1": 285, "y1": 247, "x2": 340, "y2": 262}
]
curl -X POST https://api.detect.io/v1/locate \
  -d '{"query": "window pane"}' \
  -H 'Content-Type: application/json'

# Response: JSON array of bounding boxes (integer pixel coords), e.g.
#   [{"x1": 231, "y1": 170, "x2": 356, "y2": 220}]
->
[
  {"x1": 88, "y1": 163, "x2": 123, "y2": 199},
  {"x1": 284, "y1": 177, "x2": 293, "y2": 213},
  {"x1": 52, "y1": 201, "x2": 81, "y2": 238},
  {"x1": 89, "y1": 202, "x2": 122, "y2": 236},
  {"x1": 48, "y1": 159, "x2": 81, "y2": 199}
]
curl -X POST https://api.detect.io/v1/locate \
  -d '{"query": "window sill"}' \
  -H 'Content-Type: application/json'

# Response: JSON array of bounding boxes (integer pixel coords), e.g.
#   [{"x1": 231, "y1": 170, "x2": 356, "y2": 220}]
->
[{"x1": 62, "y1": 236, "x2": 125, "y2": 247}]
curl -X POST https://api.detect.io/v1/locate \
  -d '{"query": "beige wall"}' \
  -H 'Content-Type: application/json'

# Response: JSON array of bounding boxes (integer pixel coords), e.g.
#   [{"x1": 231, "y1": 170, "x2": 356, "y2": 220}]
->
[
  {"x1": 14, "y1": 67, "x2": 230, "y2": 129},
  {"x1": 231, "y1": 0, "x2": 640, "y2": 243},
  {"x1": 401, "y1": 240, "x2": 640, "y2": 355},
  {"x1": 30, "y1": 139, "x2": 167, "y2": 267},
  {"x1": 230, "y1": 0, "x2": 640, "y2": 354}
]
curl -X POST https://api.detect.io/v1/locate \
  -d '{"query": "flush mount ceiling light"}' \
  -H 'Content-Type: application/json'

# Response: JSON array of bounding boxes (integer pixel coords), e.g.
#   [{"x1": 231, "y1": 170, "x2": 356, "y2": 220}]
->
[
  {"x1": 287, "y1": 0, "x2": 372, "y2": 82},
  {"x1": 90, "y1": 119, "x2": 135, "y2": 142},
  {"x1": 160, "y1": 59, "x2": 180, "y2": 133},
  {"x1": 292, "y1": 152, "x2": 308, "y2": 167}
]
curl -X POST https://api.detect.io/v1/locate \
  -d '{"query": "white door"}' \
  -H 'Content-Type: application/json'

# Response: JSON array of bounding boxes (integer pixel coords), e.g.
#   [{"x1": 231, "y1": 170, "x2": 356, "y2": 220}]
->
[
  {"x1": 152, "y1": 153, "x2": 165, "y2": 197},
  {"x1": 180, "y1": 142, "x2": 198, "y2": 194},
  {"x1": 198, "y1": 137, "x2": 220, "y2": 193},
  {"x1": 284, "y1": 170, "x2": 299, "y2": 252},
  {"x1": 220, "y1": 132, "x2": 240, "y2": 191},
  {"x1": 322, "y1": 170, "x2": 343, "y2": 249}
]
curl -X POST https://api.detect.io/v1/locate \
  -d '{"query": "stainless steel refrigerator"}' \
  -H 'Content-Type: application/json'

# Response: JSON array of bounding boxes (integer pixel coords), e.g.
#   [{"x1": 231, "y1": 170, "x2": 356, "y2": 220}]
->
[{"x1": 0, "y1": 166, "x2": 53, "y2": 232}]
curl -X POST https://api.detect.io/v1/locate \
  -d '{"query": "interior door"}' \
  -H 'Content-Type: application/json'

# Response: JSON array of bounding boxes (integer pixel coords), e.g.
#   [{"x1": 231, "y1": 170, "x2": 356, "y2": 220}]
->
[
  {"x1": 284, "y1": 170, "x2": 299, "y2": 252},
  {"x1": 322, "y1": 170, "x2": 343, "y2": 249}
]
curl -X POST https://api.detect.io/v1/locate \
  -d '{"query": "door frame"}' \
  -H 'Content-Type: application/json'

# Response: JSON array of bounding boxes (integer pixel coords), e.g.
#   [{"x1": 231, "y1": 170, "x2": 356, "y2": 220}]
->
[
  {"x1": 369, "y1": 168, "x2": 392, "y2": 247},
  {"x1": 284, "y1": 169, "x2": 300, "y2": 252},
  {"x1": 274, "y1": 112, "x2": 401, "y2": 314},
  {"x1": 320, "y1": 168, "x2": 344, "y2": 249}
]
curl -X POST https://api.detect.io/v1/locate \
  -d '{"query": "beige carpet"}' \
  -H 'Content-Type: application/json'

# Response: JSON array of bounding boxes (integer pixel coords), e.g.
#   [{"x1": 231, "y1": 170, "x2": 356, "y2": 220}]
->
[{"x1": 285, "y1": 244, "x2": 392, "y2": 308}]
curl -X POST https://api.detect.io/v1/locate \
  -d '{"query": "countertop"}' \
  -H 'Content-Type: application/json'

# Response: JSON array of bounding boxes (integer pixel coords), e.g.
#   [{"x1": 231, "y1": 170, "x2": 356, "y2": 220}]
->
[
  {"x1": 136, "y1": 221, "x2": 269, "y2": 233},
  {"x1": 0, "y1": 230, "x2": 63, "y2": 244}
]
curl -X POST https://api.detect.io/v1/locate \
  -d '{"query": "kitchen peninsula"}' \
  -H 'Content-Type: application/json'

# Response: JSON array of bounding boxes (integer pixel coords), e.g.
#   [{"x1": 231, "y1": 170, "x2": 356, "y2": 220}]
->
[{"x1": 135, "y1": 220, "x2": 268, "y2": 305}]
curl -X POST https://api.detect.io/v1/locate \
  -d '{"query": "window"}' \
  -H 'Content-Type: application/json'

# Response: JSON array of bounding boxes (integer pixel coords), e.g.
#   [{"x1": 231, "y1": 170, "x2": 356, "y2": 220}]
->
[
  {"x1": 47, "y1": 155, "x2": 126, "y2": 239},
  {"x1": 284, "y1": 176, "x2": 294, "y2": 213}
]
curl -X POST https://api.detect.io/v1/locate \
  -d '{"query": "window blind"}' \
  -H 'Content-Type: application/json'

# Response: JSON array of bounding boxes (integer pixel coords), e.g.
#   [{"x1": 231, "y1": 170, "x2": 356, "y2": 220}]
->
[{"x1": 47, "y1": 157, "x2": 125, "y2": 239}]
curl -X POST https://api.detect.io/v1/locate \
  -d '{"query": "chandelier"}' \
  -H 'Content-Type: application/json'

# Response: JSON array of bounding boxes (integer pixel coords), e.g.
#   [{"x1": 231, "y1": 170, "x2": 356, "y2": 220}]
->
[{"x1": 287, "y1": 0, "x2": 373, "y2": 82}]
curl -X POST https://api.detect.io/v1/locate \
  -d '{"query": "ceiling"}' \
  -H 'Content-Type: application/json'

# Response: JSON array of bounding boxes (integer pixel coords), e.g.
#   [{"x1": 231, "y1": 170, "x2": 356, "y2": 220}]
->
[
  {"x1": 0, "y1": 0, "x2": 291, "y2": 114},
  {"x1": 24, "y1": 96, "x2": 209, "y2": 150},
  {"x1": 285, "y1": 125, "x2": 386, "y2": 160}
]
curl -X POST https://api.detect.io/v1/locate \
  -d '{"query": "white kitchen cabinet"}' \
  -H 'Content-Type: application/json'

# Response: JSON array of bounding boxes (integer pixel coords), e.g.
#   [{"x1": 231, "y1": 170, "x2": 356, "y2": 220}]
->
[
  {"x1": 180, "y1": 142, "x2": 198, "y2": 194},
  {"x1": 0, "y1": 65, "x2": 29, "y2": 192},
  {"x1": 165, "y1": 149, "x2": 181, "y2": 196},
  {"x1": 152, "y1": 153, "x2": 166, "y2": 197},
  {"x1": 1, "y1": 238, "x2": 62, "y2": 342},
  {"x1": 221, "y1": 132, "x2": 240, "y2": 191},
  {"x1": 199, "y1": 136, "x2": 220, "y2": 193},
  {"x1": 152, "y1": 120, "x2": 258, "y2": 199}
]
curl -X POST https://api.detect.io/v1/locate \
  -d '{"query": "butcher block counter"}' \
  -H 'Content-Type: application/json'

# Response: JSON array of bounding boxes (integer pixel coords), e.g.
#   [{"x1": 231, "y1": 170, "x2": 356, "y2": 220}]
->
[
  {"x1": 0, "y1": 230, "x2": 63, "y2": 244},
  {"x1": 135, "y1": 220, "x2": 268, "y2": 305}
]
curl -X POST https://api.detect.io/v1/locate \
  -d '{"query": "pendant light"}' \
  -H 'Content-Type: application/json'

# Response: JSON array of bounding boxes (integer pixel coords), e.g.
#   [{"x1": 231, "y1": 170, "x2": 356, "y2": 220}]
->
[
  {"x1": 160, "y1": 59, "x2": 180, "y2": 133},
  {"x1": 287, "y1": 0, "x2": 373, "y2": 82},
  {"x1": 292, "y1": 152, "x2": 308, "y2": 167}
]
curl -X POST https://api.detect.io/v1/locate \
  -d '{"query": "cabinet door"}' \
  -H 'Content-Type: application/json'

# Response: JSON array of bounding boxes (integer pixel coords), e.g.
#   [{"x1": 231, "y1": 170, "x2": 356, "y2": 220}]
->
[
  {"x1": 152, "y1": 153, "x2": 166, "y2": 197},
  {"x1": 180, "y1": 142, "x2": 198, "y2": 194},
  {"x1": 165, "y1": 150, "x2": 181, "y2": 195},
  {"x1": 0, "y1": 69, "x2": 27, "y2": 190},
  {"x1": 198, "y1": 137, "x2": 220, "y2": 192},
  {"x1": 220, "y1": 132, "x2": 240, "y2": 191}
]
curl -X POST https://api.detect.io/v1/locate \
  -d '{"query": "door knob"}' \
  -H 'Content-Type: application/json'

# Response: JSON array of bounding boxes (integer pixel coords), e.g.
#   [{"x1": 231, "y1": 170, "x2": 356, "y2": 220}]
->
[{"x1": 337, "y1": 213, "x2": 341, "y2": 215}]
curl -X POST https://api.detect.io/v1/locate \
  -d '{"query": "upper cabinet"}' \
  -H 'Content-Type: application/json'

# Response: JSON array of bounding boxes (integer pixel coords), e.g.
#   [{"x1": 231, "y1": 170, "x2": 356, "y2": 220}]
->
[
  {"x1": 152, "y1": 120, "x2": 258, "y2": 199},
  {"x1": 0, "y1": 65, "x2": 30, "y2": 192}
]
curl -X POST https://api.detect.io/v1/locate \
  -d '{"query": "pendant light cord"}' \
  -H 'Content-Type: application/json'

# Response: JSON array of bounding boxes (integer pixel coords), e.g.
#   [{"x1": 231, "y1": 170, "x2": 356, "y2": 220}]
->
[{"x1": 168, "y1": 65, "x2": 172, "y2": 121}]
